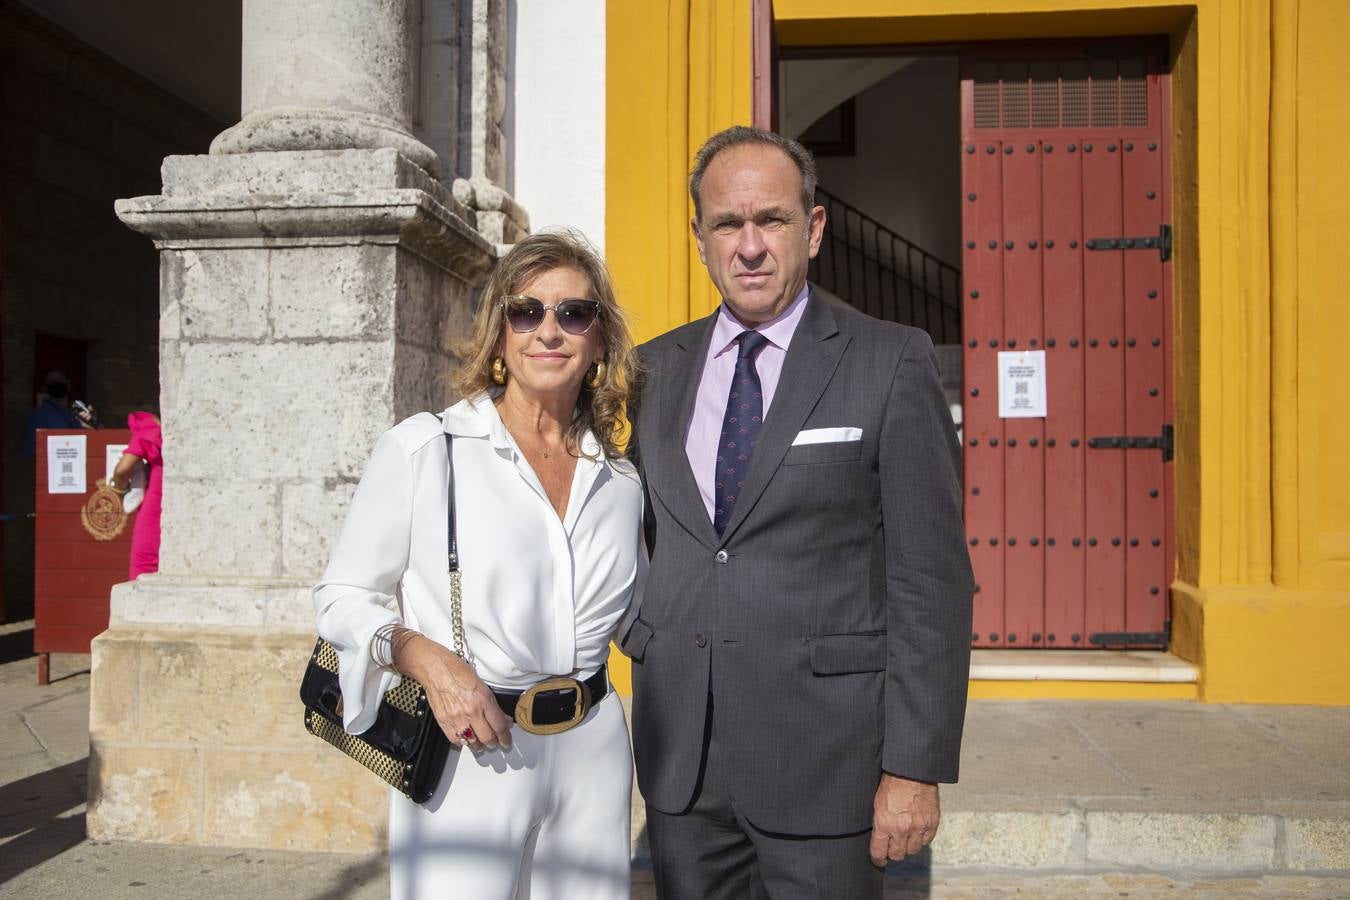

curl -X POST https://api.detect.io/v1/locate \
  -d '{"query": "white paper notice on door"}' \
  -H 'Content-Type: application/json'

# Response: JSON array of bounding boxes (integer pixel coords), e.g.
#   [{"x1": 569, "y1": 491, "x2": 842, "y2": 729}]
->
[
  {"x1": 47, "y1": 434, "x2": 87, "y2": 494},
  {"x1": 998, "y1": 350, "x2": 1048, "y2": 418},
  {"x1": 106, "y1": 444, "x2": 128, "y2": 482}
]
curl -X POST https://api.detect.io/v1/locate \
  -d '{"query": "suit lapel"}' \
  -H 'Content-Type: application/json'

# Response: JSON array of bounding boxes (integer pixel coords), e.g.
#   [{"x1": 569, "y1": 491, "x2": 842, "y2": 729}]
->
[
  {"x1": 718, "y1": 295, "x2": 849, "y2": 544},
  {"x1": 651, "y1": 311, "x2": 721, "y2": 550}
]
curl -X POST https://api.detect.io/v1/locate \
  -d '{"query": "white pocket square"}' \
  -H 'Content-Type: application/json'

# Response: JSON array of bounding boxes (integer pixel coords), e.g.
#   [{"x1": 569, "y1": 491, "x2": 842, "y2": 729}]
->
[{"x1": 791, "y1": 426, "x2": 863, "y2": 446}]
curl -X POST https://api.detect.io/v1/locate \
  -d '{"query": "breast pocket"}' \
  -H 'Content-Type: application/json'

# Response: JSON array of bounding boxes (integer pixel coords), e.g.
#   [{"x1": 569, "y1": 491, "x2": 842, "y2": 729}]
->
[{"x1": 783, "y1": 439, "x2": 863, "y2": 466}]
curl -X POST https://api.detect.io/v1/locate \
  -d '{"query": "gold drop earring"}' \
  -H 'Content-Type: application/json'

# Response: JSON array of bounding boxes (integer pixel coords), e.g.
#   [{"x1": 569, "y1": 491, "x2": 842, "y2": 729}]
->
[
  {"x1": 588, "y1": 360, "x2": 606, "y2": 389},
  {"x1": 491, "y1": 357, "x2": 507, "y2": 385}
]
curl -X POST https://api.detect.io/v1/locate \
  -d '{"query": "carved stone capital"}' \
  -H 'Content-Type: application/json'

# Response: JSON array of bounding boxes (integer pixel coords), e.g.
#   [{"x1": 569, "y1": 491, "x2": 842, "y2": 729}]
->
[
  {"x1": 115, "y1": 149, "x2": 494, "y2": 280},
  {"x1": 451, "y1": 176, "x2": 530, "y2": 245}
]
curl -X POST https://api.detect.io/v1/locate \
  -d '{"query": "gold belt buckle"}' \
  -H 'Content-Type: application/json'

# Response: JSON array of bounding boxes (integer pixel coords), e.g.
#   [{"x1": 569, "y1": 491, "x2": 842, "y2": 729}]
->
[{"x1": 514, "y1": 676, "x2": 590, "y2": 735}]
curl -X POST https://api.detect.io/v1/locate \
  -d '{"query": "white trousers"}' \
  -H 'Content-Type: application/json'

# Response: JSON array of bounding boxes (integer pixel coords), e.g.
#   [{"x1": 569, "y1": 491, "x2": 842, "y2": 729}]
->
[{"x1": 388, "y1": 691, "x2": 632, "y2": 900}]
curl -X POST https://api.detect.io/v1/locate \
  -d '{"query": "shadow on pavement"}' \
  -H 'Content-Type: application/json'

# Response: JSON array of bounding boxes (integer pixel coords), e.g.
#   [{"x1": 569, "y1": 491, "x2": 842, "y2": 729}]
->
[
  {"x1": 311, "y1": 853, "x2": 388, "y2": 899},
  {"x1": 884, "y1": 845, "x2": 933, "y2": 897},
  {"x1": 0, "y1": 757, "x2": 88, "y2": 884},
  {"x1": 45, "y1": 666, "x2": 91, "y2": 684}
]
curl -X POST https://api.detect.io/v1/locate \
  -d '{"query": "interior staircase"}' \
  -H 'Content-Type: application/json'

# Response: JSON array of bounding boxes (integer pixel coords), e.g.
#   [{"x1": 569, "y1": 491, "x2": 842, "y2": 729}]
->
[
  {"x1": 808, "y1": 186, "x2": 962, "y2": 345},
  {"x1": 807, "y1": 188, "x2": 964, "y2": 416}
]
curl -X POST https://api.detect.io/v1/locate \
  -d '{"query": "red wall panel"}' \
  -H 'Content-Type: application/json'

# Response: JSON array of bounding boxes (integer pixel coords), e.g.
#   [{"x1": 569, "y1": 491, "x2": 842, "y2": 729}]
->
[{"x1": 34, "y1": 429, "x2": 133, "y2": 673}]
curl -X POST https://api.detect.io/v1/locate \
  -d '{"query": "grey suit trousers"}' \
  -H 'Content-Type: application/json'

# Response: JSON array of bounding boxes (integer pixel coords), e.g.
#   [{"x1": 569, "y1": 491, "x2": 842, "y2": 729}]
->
[{"x1": 645, "y1": 696, "x2": 883, "y2": 900}]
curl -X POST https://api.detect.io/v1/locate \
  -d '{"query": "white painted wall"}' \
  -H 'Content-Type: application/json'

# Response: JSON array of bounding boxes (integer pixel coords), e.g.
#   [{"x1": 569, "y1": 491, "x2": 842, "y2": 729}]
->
[
  {"x1": 509, "y1": 0, "x2": 606, "y2": 251},
  {"x1": 809, "y1": 55, "x2": 963, "y2": 268}
]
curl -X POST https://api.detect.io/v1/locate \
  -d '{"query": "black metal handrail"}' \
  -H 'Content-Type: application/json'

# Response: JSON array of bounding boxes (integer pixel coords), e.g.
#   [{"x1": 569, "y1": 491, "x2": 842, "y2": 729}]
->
[{"x1": 809, "y1": 187, "x2": 963, "y2": 344}]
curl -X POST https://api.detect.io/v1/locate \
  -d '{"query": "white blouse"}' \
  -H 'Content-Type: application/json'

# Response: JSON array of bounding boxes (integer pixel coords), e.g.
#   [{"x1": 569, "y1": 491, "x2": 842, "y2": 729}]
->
[{"x1": 312, "y1": 393, "x2": 645, "y2": 734}]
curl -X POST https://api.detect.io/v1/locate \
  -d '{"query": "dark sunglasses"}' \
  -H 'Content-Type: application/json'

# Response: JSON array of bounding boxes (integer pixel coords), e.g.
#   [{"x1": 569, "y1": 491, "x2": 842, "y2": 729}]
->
[{"x1": 501, "y1": 296, "x2": 601, "y2": 335}]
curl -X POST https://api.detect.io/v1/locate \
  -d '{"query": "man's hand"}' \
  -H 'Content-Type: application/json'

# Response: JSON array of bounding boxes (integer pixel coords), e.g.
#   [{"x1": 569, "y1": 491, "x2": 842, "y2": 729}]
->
[
  {"x1": 72, "y1": 402, "x2": 98, "y2": 428},
  {"x1": 869, "y1": 773, "x2": 940, "y2": 867}
]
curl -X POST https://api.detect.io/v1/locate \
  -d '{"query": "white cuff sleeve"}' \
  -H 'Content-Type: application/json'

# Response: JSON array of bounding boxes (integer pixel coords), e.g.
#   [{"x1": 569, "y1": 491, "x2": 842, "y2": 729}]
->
[{"x1": 312, "y1": 429, "x2": 415, "y2": 734}]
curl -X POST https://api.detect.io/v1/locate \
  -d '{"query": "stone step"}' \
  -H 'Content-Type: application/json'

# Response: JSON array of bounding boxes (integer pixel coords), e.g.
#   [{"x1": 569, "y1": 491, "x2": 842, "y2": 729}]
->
[
  {"x1": 628, "y1": 800, "x2": 1350, "y2": 874},
  {"x1": 921, "y1": 801, "x2": 1350, "y2": 872},
  {"x1": 969, "y1": 648, "x2": 1198, "y2": 683},
  {"x1": 623, "y1": 696, "x2": 1350, "y2": 876}
]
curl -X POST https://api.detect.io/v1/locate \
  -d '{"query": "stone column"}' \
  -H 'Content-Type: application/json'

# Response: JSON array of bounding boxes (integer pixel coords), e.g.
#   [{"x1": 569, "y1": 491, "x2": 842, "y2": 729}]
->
[
  {"x1": 454, "y1": 0, "x2": 529, "y2": 244},
  {"x1": 213, "y1": 0, "x2": 440, "y2": 176},
  {"x1": 86, "y1": 3, "x2": 494, "y2": 850}
]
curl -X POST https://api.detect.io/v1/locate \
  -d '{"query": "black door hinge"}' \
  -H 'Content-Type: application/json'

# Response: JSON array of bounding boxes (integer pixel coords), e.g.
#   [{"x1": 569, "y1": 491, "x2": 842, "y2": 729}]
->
[
  {"x1": 1088, "y1": 424, "x2": 1173, "y2": 462},
  {"x1": 1086, "y1": 224, "x2": 1171, "y2": 262}
]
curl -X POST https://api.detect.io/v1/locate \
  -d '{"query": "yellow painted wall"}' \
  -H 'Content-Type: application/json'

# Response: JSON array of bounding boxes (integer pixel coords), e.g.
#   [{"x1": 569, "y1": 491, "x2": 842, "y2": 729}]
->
[
  {"x1": 606, "y1": 0, "x2": 753, "y2": 346},
  {"x1": 606, "y1": 0, "x2": 1350, "y2": 704},
  {"x1": 1274, "y1": 0, "x2": 1350, "y2": 596},
  {"x1": 1179, "y1": 0, "x2": 1350, "y2": 704},
  {"x1": 605, "y1": 0, "x2": 754, "y2": 695},
  {"x1": 771, "y1": 0, "x2": 1192, "y2": 44}
]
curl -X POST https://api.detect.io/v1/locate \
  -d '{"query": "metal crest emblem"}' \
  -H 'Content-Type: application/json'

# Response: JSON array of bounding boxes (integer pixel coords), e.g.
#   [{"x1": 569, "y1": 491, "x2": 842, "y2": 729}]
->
[{"x1": 81, "y1": 478, "x2": 128, "y2": 541}]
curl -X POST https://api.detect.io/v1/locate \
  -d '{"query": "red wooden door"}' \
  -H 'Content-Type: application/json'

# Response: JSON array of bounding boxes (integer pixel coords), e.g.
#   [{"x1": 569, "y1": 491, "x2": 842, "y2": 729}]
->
[{"x1": 960, "y1": 44, "x2": 1173, "y2": 649}]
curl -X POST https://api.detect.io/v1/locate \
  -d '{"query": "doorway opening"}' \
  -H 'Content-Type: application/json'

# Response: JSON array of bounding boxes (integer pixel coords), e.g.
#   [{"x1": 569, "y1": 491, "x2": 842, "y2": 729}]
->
[{"x1": 777, "y1": 38, "x2": 1175, "y2": 651}]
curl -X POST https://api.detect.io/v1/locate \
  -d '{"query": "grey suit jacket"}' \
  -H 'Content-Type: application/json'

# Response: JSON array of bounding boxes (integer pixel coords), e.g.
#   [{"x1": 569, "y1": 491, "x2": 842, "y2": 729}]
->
[{"x1": 621, "y1": 294, "x2": 974, "y2": 836}]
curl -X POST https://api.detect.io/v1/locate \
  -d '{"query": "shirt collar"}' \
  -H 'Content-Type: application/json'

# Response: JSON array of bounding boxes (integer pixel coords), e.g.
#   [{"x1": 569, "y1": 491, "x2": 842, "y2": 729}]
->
[
  {"x1": 712, "y1": 283, "x2": 811, "y2": 358},
  {"x1": 440, "y1": 392, "x2": 610, "y2": 469},
  {"x1": 440, "y1": 392, "x2": 499, "y2": 440}
]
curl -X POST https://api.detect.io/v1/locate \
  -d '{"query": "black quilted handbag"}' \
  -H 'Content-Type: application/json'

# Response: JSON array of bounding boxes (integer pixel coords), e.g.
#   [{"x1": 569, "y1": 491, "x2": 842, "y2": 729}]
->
[{"x1": 299, "y1": 432, "x2": 459, "y2": 803}]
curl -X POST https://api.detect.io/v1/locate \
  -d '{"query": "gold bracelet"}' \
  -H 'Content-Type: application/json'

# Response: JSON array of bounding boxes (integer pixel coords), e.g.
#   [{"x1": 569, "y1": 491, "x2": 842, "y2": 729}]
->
[
  {"x1": 107, "y1": 482, "x2": 129, "y2": 495},
  {"x1": 370, "y1": 622, "x2": 418, "y2": 671}
]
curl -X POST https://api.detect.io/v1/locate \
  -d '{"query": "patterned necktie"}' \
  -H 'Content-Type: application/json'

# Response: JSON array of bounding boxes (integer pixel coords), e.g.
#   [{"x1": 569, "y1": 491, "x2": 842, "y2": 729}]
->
[{"x1": 714, "y1": 330, "x2": 770, "y2": 535}]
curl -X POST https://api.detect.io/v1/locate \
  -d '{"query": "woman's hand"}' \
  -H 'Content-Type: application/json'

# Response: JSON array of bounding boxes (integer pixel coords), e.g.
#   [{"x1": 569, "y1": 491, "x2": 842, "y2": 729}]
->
[
  {"x1": 110, "y1": 451, "x2": 140, "y2": 492},
  {"x1": 392, "y1": 629, "x2": 513, "y2": 752}
]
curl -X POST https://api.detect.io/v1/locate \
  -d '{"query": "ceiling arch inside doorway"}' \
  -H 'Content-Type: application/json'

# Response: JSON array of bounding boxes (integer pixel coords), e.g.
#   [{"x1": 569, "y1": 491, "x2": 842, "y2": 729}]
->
[{"x1": 779, "y1": 56, "x2": 916, "y2": 139}]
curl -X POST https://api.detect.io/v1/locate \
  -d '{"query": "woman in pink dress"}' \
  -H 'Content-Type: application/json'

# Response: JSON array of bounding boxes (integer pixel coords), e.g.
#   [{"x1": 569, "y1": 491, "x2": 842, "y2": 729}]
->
[{"x1": 109, "y1": 412, "x2": 162, "y2": 579}]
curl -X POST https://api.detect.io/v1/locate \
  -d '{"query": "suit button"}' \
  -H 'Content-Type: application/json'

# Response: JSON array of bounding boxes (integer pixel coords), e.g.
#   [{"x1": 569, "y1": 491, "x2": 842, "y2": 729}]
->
[
  {"x1": 715, "y1": 550, "x2": 728, "y2": 563},
  {"x1": 695, "y1": 633, "x2": 707, "y2": 647}
]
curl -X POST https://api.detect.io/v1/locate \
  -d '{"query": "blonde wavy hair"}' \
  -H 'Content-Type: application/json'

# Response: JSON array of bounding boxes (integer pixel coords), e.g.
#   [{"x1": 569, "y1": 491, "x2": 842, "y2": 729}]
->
[{"x1": 452, "y1": 229, "x2": 637, "y2": 460}]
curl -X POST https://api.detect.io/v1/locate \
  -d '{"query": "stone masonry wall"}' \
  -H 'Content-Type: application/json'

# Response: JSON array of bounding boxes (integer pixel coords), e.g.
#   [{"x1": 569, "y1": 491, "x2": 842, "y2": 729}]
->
[
  {"x1": 155, "y1": 239, "x2": 473, "y2": 582},
  {"x1": 0, "y1": 3, "x2": 223, "y2": 619},
  {"x1": 87, "y1": 147, "x2": 493, "y2": 848}
]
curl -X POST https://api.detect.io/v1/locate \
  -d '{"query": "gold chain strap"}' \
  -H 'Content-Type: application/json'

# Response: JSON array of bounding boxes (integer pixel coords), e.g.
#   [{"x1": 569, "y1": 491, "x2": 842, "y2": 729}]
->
[
  {"x1": 449, "y1": 570, "x2": 466, "y2": 660},
  {"x1": 445, "y1": 428, "x2": 471, "y2": 665}
]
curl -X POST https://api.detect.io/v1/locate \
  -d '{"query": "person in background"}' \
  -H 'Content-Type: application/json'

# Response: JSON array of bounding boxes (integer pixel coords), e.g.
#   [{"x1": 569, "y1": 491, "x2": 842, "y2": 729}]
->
[
  {"x1": 22, "y1": 370, "x2": 96, "y2": 457},
  {"x1": 108, "y1": 412, "x2": 162, "y2": 579}
]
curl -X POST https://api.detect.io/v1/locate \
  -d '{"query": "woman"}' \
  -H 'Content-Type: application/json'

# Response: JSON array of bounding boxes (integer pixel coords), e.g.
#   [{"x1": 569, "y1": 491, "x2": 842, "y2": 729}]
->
[
  {"x1": 313, "y1": 230, "x2": 643, "y2": 899},
  {"x1": 109, "y1": 411, "x2": 163, "y2": 579}
]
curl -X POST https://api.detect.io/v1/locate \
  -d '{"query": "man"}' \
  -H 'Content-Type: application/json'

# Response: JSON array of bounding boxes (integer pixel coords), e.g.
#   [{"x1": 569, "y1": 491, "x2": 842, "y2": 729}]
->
[
  {"x1": 621, "y1": 126, "x2": 974, "y2": 898},
  {"x1": 23, "y1": 370, "x2": 94, "y2": 457}
]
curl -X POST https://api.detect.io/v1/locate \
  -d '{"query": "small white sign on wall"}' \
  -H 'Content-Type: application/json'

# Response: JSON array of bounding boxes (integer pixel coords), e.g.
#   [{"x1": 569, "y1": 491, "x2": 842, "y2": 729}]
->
[
  {"x1": 998, "y1": 350, "x2": 1048, "y2": 418},
  {"x1": 106, "y1": 444, "x2": 128, "y2": 482},
  {"x1": 47, "y1": 434, "x2": 87, "y2": 494}
]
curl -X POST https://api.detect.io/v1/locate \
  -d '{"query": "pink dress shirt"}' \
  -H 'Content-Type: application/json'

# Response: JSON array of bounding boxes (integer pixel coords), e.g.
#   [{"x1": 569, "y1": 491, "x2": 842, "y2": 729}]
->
[{"x1": 684, "y1": 285, "x2": 811, "y2": 523}]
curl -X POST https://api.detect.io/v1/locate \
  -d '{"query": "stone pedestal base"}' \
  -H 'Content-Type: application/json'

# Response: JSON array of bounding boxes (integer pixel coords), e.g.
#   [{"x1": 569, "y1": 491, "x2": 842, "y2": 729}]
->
[
  {"x1": 88, "y1": 579, "x2": 389, "y2": 849},
  {"x1": 88, "y1": 617, "x2": 387, "y2": 850}
]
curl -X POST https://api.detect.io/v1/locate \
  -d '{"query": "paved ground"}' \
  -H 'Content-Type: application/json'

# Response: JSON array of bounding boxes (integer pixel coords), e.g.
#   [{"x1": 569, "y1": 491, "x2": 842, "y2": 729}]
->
[{"x1": 4, "y1": 622, "x2": 1350, "y2": 898}]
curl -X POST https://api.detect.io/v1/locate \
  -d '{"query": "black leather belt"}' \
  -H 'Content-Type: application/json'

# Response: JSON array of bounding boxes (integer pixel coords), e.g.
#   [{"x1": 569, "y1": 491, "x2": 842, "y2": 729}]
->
[{"x1": 492, "y1": 666, "x2": 608, "y2": 735}]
